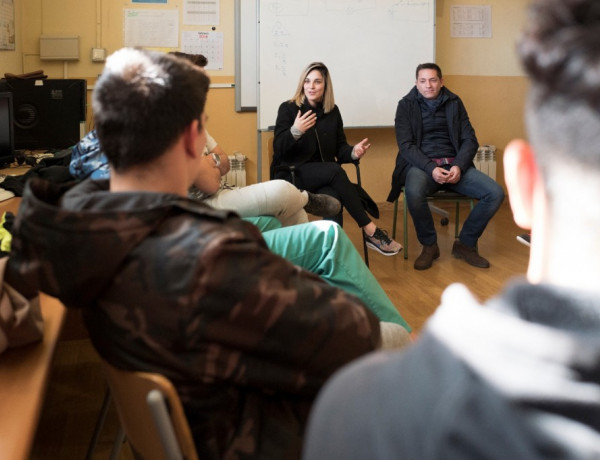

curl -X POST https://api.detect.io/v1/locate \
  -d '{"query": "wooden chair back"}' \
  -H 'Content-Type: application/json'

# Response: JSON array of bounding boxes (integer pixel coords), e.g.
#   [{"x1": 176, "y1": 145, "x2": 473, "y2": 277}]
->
[{"x1": 101, "y1": 360, "x2": 198, "y2": 460}]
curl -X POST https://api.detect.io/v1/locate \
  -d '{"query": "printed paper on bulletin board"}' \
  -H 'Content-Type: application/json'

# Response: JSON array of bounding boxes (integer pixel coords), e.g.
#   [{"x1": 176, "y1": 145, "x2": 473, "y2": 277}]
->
[
  {"x1": 451, "y1": 5, "x2": 492, "y2": 38},
  {"x1": 184, "y1": 0, "x2": 219, "y2": 26},
  {"x1": 124, "y1": 9, "x2": 179, "y2": 48},
  {"x1": 181, "y1": 31, "x2": 224, "y2": 70},
  {"x1": 0, "y1": 0, "x2": 15, "y2": 50}
]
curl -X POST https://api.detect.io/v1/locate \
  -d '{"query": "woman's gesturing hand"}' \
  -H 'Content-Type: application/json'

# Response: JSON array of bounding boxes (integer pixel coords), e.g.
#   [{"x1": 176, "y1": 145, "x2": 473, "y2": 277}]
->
[
  {"x1": 293, "y1": 110, "x2": 317, "y2": 133},
  {"x1": 353, "y1": 138, "x2": 371, "y2": 159}
]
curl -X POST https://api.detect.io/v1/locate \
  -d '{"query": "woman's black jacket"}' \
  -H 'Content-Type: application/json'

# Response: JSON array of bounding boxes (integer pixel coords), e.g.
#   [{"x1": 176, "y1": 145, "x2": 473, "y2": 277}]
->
[{"x1": 271, "y1": 100, "x2": 354, "y2": 180}]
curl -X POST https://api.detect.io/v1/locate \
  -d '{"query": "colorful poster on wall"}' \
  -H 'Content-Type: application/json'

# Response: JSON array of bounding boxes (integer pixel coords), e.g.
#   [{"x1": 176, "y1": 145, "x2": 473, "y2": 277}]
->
[{"x1": 0, "y1": 0, "x2": 15, "y2": 50}]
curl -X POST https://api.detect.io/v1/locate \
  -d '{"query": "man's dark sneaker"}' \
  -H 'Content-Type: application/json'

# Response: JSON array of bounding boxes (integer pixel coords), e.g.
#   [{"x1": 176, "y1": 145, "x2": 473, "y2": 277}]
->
[
  {"x1": 452, "y1": 240, "x2": 490, "y2": 268},
  {"x1": 365, "y1": 228, "x2": 402, "y2": 256},
  {"x1": 414, "y1": 243, "x2": 440, "y2": 270},
  {"x1": 304, "y1": 192, "x2": 342, "y2": 217},
  {"x1": 516, "y1": 233, "x2": 531, "y2": 247}
]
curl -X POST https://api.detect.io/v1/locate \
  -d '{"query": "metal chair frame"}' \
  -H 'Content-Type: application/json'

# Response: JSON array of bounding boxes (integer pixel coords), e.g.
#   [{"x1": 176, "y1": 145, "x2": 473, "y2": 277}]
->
[
  {"x1": 97, "y1": 360, "x2": 199, "y2": 460},
  {"x1": 392, "y1": 188, "x2": 475, "y2": 260},
  {"x1": 282, "y1": 161, "x2": 370, "y2": 268}
]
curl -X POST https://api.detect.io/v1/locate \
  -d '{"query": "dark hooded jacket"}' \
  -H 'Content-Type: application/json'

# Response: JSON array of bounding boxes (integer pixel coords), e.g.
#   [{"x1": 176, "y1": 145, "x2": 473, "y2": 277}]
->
[
  {"x1": 7, "y1": 178, "x2": 381, "y2": 460},
  {"x1": 304, "y1": 281, "x2": 600, "y2": 459},
  {"x1": 387, "y1": 86, "x2": 479, "y2": 202}
]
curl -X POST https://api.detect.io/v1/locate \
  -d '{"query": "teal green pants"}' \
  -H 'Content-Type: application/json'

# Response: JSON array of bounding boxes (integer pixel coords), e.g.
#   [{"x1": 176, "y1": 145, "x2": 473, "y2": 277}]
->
[{"x1": 245, "y1": 216, "x2": 410, "y2": 331}]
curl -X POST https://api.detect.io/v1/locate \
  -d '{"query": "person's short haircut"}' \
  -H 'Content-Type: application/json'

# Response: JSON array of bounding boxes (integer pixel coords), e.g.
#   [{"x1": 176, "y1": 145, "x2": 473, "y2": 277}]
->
[
  {"x1": 169, "y1": 51, "x2": 208, "y2": 68},
  {"x1": 290, "y1": 62, "x2": 336, "y2": 114},
  {"x1": 518, "y1": 0, "x2": 600, "y2": 175},
  {"x1": 92, "y1": 48, "x2": 210, "y2": 172},
  {"x1": 415, "y1": 63, "x2": 442, "y2": 80}
]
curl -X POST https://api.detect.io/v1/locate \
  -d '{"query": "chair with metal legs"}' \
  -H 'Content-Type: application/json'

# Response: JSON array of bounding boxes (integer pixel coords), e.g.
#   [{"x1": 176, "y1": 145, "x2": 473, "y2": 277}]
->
[
  {"x1": 99, "y1": 360, "x2": 199, "y2": 460},
  {"x1": 392, "y1": 188, "x2": 475, "y2": 259},
  {"x1": 277, "y1": 161, "x2": 371, "y2": 268}
]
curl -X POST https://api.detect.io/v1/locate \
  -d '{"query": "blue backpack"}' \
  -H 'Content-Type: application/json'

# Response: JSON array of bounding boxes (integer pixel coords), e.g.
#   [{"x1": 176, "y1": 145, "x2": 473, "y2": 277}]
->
[{"x1": 69, "y1": 129, "x2": 110, "y2": 180}]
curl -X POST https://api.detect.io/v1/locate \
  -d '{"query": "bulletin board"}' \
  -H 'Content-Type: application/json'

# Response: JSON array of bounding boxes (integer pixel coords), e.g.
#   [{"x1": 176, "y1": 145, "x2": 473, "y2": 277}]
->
[{"x1": 0, "y1": 0, "x2": 15, "y2": 51}]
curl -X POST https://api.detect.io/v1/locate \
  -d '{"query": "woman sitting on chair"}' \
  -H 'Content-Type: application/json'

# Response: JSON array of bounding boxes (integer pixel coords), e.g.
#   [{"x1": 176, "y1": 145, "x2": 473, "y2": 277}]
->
[{"x1": 272, "y1": 61, "x2": 402, "y2": 256}]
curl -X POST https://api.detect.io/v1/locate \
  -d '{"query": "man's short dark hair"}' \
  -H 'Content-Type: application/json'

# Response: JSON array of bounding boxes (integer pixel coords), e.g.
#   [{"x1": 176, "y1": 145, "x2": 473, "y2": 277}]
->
[
  {"x1": 92, "y1": 48, "x2": 210, "y2": 172},
  {"x1": 518, "y1": 0, "x2": 600, "y2": 173},
  {"x1": 416, "y1": 63, "x2": 442, "y2": 79},
  {"x1": 169, "y1": 51, "x2": 208, "y2": 68}
]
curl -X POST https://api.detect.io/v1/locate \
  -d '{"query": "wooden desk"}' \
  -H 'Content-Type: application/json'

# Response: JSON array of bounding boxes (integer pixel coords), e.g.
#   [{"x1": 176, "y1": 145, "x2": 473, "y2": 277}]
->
[
  {"x1": 0, "y1": 196, "x2": 83, "y2": 458},
  {"x1": 0, "y1": 196, "x2": 21, "y2": 215},
  {"x1": 0, "y1": 293, "x2": 66, "y2": 460}
]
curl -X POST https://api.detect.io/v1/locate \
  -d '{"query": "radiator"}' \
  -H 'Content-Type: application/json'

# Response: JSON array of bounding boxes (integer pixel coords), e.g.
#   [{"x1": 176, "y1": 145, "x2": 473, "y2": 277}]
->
[
  {"x1": 474, "y1": 144, "x2": 496, "y2": 180},
  {"x1": 223, "y1": 153, "x2": 247, "y2": 188}
]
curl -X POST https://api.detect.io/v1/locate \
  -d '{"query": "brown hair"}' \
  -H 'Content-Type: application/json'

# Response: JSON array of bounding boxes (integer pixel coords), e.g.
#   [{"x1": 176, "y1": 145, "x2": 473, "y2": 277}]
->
[
  {"x1": 93, "y1": 48, "x2": 210, "y2": 172},
  {"x1": 169, "y1": 51, "x2": 208, "y2": 68}
]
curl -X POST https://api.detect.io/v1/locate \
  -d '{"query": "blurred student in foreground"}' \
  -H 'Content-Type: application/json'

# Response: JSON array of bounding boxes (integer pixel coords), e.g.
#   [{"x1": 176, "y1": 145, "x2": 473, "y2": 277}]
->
[
  {"x1": 303, "y1": 0, "x2": 600, "y2": 458},
  {"x1": 7, "y1": 48, "x2": 409, "y2": 459}
]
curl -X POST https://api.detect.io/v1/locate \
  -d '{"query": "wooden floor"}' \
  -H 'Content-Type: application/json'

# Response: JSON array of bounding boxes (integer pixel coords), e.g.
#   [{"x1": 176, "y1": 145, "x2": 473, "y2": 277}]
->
[
  {"x1": 29, "y1": 199, "x2": 529, "y2": 459},
  {"x1": 344, "y1": 200, "x2": 529, "y2": 332}
]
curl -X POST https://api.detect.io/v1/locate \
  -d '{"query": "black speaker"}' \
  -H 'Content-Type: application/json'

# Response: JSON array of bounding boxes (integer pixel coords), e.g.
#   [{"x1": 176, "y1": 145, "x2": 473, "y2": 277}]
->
[
  {"x1": 0, "y1": 92, "x2": 14, "y2": 167},
  {"x1": 0, "y1": 78, "x2": 86, "y2": 150}
]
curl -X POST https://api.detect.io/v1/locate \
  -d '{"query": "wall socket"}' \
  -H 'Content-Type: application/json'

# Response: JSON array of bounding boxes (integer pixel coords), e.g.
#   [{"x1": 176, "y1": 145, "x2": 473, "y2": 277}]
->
[{"x1": 91, "y1": 48, "x2": 106, "y2": 62}]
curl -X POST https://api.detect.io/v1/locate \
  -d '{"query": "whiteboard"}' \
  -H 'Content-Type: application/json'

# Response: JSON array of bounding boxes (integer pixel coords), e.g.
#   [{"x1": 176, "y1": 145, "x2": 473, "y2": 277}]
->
[{"x1": 258, "y1": 0, "x2": 435, "y2": 130}]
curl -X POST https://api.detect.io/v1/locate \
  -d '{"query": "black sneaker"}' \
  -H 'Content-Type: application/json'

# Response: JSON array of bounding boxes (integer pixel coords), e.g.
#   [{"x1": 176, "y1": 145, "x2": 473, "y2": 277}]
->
[
  {"x1": 516, "y1": 233, "x2": 531, "y2": 247},
  {"x1": 304, "y1": 192, "x2": 341, "y2": 217},
  {"x1": 365, "y1": 228, "x2": 402, "y2": 256}
]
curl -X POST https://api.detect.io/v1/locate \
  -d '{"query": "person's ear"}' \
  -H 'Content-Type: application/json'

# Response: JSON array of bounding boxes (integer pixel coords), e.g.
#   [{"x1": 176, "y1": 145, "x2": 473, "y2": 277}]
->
[
  {"x1": 183, "y1": 120, "x2": 201, "y2": 159},
  {"x1": 503, "y1": 139, "x2": 538, "y2": 229}
]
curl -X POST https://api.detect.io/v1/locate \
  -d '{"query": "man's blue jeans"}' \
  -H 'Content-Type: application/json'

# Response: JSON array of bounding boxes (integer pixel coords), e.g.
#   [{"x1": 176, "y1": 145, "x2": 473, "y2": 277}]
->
[{"x1": 404, "y1": 166, "x2": 505, "y2": 247}]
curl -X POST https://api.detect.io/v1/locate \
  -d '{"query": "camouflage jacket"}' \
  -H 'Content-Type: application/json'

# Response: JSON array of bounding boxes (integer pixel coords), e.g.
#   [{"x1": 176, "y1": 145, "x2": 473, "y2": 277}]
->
[{"x1": 8, "y1": 178, "x2": 381, "y2": 460}]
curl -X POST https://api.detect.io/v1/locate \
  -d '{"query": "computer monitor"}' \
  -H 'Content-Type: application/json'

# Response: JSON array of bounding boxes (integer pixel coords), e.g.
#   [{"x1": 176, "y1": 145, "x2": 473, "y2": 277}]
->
[
  {"x1": 0, "y1": 78, "x2": 86, "y2": 150},
  {"x1": 0, "y1": 92, "x2": 14, "y2": 167}
]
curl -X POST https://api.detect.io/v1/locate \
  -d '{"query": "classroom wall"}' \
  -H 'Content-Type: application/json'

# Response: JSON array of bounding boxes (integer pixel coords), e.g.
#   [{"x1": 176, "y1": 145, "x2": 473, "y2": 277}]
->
[{"x1": 3, "y1": 0, "x2": 529, "y2": 198}]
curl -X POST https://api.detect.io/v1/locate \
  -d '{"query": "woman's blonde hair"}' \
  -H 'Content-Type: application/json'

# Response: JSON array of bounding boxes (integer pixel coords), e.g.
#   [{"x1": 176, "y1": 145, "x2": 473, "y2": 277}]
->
[{"x1": 290, "y1": 62, "x2": 335, "y2": 113}]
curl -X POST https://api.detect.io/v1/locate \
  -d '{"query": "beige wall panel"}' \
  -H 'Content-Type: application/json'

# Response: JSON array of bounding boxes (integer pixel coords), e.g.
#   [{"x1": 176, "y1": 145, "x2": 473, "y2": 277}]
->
[
  {"x1": 436, "y1": 0, "x2": 528, "y2": 77},
  {"x1": 439, "y1": 75, "x2": 529, "y2": 190}
]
